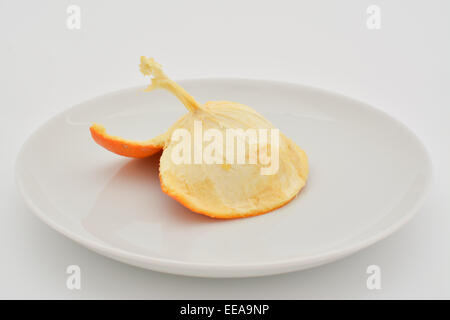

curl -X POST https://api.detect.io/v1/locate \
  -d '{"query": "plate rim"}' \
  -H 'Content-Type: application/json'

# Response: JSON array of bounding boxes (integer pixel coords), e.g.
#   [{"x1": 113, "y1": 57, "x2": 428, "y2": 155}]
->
[{"x1": 15, "y1": 78, "x2": 433, "y2": 277}]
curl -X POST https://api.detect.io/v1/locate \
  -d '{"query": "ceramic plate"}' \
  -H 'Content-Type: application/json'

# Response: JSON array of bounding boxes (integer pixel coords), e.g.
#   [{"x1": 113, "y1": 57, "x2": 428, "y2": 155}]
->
[{"x1": 15, "y1": 79, "x2": 432, "y2": 277}]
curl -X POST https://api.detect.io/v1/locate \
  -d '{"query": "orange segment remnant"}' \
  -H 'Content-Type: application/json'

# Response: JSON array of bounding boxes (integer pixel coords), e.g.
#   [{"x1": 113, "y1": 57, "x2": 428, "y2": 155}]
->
[{"x1": 89, "y1": 123, "x2": 163, "y2": 158}]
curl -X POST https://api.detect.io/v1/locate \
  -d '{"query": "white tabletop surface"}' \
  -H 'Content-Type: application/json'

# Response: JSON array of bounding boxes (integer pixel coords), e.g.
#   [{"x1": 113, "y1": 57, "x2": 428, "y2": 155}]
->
[{"x1": 1, "y1": 0, "x2": 449, "y2": 299}]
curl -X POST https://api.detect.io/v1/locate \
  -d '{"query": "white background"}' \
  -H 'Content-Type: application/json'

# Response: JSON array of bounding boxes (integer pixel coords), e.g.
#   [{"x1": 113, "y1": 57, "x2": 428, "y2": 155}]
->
[{"x1": 1, "y1": 0, "x2": 449, "y2": 299}]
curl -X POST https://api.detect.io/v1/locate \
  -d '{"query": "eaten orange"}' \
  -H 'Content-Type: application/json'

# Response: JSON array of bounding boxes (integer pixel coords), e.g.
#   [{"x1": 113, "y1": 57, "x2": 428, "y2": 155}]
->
[{"x1": 90, "y1": 57, "x2": 309, "y2": 219}]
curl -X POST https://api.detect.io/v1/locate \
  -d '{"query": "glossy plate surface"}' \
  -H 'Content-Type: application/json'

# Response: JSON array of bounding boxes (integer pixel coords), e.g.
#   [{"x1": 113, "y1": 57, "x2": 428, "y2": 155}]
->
[{"x1": 16, "y1": 79, "x2": 432, "y2": 277}]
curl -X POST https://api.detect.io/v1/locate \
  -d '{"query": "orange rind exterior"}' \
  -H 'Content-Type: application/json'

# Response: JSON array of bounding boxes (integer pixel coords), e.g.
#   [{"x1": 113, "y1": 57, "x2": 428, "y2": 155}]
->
[{"x1": 89, "y1": 123, "x2": 163, "y2": 159}]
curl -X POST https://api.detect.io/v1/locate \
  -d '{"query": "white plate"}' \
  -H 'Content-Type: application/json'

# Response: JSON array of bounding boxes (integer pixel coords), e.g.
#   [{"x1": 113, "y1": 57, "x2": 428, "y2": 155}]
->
[{"x1": 15, "y1": 79, "x2": 432, "y2": 277}]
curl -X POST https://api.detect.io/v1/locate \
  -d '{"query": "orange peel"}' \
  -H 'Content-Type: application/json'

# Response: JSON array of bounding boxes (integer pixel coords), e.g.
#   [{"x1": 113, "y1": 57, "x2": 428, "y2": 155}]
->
[
  {"x1": 89, "y1": 123, "x2": 164, "y2": 158},
  {"x1": 90, "y1": 57, "x2": 309, "y2": 219}
]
